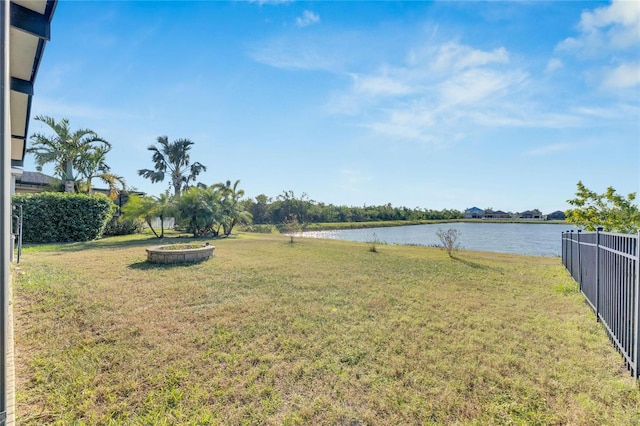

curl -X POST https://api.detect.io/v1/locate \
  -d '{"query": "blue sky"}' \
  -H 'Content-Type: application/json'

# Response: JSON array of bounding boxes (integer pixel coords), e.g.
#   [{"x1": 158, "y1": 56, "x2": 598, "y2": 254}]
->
[{"x1": 26, "y1": 0, "x2": 639, "y2": 213}]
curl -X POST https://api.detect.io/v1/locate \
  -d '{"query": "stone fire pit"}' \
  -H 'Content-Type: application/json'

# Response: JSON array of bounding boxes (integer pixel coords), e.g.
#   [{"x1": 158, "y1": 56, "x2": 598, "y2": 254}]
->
[{"x1": 146, "y1": 243, "x2": 215, "y2": 264}]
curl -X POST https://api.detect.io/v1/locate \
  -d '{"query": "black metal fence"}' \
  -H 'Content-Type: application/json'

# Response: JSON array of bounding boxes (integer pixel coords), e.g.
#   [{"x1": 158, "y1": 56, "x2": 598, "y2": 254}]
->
[{"x1": 562, "y1": 228, "x2": 640, "y2": 378}]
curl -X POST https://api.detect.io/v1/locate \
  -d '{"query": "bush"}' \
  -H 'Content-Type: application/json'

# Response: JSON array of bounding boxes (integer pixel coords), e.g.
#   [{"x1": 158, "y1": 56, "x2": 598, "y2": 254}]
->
[
  {"x1": 436, "y1": 228, "x2": 461, "y2": 258},
  {"x1": 13, "y1": 192, "x2": 116, "y2": 243},
  {"x1": 103, "y1": 216, "x2": 145, "y2": 236},
  {"x1": 238, "y1": 224, "x2": 278, "y2": 234}
]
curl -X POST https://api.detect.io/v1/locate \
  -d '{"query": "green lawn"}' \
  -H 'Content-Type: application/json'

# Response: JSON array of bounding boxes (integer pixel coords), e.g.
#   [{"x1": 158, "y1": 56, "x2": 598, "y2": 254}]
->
[{"x1": 13, "y1": 233, "x2": 639, "y2": 424}]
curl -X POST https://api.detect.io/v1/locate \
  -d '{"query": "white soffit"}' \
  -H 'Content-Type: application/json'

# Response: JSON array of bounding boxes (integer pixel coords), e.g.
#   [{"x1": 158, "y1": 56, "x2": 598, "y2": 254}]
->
[
  {"x1": 8, "y1": 0, "x2": 56, "y2": 167},
  {"x1": 9, "y1": 27, "x2": 39, "y2": 81},
  {"x1": 13, "y1": 1, "x2": 48, "y2": 15},
  {"x1": 10, "y1": 91, "x2": 28, "y2": 137}
]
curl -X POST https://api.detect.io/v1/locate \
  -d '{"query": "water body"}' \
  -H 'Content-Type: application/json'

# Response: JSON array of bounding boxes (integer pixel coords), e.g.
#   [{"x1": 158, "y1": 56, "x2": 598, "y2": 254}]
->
[{"x1": 303, "y1": 222, "x2": 576, "y2": 257}]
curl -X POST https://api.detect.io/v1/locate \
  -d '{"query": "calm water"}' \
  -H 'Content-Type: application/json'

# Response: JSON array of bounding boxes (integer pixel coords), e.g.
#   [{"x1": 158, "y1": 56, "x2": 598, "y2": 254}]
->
[{"x1": 303, "y1": 222, "x2": 576, "y2": 257}]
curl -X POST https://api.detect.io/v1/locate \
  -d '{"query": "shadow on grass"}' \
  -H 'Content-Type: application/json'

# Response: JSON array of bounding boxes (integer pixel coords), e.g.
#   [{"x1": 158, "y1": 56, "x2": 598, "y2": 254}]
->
[
  {"x1": 128, "y1": 258, "x2": 212, "y2": 270},
  {"x1": 22, "y1": 234, "x2": 208, "y2": 254},
  {"x1": 451, "y1": 256, "x2": 494, "y2": 271}
]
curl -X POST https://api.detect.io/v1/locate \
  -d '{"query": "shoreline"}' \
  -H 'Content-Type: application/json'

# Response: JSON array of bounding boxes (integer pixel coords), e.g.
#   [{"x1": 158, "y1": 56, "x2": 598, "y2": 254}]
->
[{"x1": 302, "y1": 219, "x2": 568, "y2": 232}]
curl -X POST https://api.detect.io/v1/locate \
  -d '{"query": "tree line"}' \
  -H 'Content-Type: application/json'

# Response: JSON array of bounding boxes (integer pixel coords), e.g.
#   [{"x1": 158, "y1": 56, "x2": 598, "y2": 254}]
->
[
  {"x1": 26, "y1": 116, "x2": 639, "y2": 236},
  {"x1": 243, "y1": 191, "x2": 463, "y2": 225}
]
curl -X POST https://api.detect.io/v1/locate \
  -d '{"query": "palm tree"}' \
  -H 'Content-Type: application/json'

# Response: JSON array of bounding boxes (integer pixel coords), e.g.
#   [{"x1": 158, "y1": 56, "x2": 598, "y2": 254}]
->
[
  {"x1": 212, "y1": 179, "x2": 252, "y2": 236},
  {"x1": 121, "y1": 193, "x2": 176, "y2": 238},
  {"x1": 76, "y1": 146, "x2": 125, "y2": 198},
  {"x1": 27, "y1": 115, "x2": 111, "y2": 187},
  {"x1": 137, "y1": 136, "x2": 207, "y2": 197},
  {"x1": 153, "y1": 192, "x2": 176, "y2": 238},
  {"x1": 177, "y1": 186, "x2": 222, "y2": 237}
]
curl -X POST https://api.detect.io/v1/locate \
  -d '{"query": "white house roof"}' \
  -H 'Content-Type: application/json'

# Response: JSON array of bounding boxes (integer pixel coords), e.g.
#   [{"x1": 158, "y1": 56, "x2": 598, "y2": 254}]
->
[{"x1": 8, "y1": 0, "x2": 57, "y2": 167}]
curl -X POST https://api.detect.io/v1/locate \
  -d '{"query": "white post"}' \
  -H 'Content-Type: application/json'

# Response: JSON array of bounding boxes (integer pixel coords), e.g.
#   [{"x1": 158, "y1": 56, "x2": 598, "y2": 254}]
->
[
  {"x1": 635, "y1": 230, "x2": 640, "y2": 380},
  {"x1": 596, "y1": 227, "x2": 602, "y2": 322},
  {"x1": 0, "y1": 0, "x2": 10, "y2": 420}
]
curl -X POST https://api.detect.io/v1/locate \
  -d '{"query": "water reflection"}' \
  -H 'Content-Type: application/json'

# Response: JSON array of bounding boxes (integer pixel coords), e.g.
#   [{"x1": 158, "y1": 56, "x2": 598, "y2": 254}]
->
[{"x1": 303, "y1": 222, "x2": 576, "y2": 257}]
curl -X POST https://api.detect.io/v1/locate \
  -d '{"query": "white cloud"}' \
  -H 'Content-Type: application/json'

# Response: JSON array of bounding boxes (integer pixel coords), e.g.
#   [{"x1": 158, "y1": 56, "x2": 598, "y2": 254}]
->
[
  {"x1": 296, "y1": 10, "x2": 320, "y2": 28},
  {"x1": 553, "y1": 1, "x2": 639, "y2": 93},
  {"x1": 250, "y1": 39, "x2": 338, "y2": 71},
  {"x1": 351, "y1": 73, "x2": 412, "y2": 96},
  {"x1": 545, "y1": 58, "x2": 563, "y2": 73},
  {"x1": 327, "y1": 38, "x2": 591, "y2": 147},
  {"x1": 602, "y1": 62, "x2": 640, "y2": 89},
  {"x1": 556, "y1": 0, "x2": 640, "y2": 57},
  {"x1": 432, "y1": 43, "x2": 509, "y2": 73},
  {"x1": 365, "y1": 102, "x2": 437, "y2": 145},
  {"x1": 438, "y1": 69, "x2": 526, "y2": 106}
]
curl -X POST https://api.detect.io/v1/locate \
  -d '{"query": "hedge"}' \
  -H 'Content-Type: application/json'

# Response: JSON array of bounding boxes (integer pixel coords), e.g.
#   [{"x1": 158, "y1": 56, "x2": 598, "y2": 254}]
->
[{"x1": 12, "y1": 192, "x2": 116, "y2": 243}]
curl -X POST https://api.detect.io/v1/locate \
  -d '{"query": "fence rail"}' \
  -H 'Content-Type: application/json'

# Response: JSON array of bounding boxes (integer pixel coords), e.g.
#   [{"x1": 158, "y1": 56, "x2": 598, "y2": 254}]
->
[{"x1": 562, "y1": 228, "x2": 640, "y2": 378}]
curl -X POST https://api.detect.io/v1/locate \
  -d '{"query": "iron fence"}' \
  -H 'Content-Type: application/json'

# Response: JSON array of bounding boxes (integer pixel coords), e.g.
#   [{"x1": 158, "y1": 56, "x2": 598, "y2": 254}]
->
[{"x1": 562, "y1": 228, "x2": 640, "y2": 378}]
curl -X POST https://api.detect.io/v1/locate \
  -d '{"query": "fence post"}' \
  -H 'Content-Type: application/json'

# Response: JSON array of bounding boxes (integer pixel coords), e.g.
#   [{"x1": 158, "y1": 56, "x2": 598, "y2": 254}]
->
[
  {"x1": 569, "y1": 230, "x2": 574, "y2": 277},
  {"x1": 577, "y1": 230, "x2": 582, "y2": 290},
  {"x1": 596, "y1": 227, "x2": 602, "y2": 323},
  {"x1": 635, "y1": 229, "x2": 640, "y2": 379}
]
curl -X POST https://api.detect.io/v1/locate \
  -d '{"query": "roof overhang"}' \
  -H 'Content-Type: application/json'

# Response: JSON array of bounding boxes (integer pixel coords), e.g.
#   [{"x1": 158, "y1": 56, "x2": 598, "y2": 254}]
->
[{"x1": 9, "y1": 0, "x2": 57, "y2": 167}]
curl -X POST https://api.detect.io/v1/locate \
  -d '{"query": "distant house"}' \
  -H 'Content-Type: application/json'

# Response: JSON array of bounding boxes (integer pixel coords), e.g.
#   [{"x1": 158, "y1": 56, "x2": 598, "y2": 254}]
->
[
  {"x1": 14, "y1": 171, "x2": 143, "y2": 213},
  {"x1": 484, "y1": 210, "x2": 511, "y2": 219},
  {"x1": 546, "y1": 210, "x2": 566, "y2": 220},
  {"x1": 464, "y1": 207, "x2": 484, "y2": 219},
  {"x1": 14, "y1": 171, "x2": 59, "y2": 194},
  {"x1": 519, "y1": 210, "x2": 543, "y2": 220}
]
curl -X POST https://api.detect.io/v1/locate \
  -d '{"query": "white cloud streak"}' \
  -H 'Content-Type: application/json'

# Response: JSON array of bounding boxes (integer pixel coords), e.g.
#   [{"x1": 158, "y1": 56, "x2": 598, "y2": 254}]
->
[
  {"x1": 545, "y1": 58, "x2": 563, "y2": 73},
  {"x1": 296, "y1": 10, "x2": 320, "y2": 28},
  {"x1": 249, "y1": 0, "x2": 294, "y2": 5}
]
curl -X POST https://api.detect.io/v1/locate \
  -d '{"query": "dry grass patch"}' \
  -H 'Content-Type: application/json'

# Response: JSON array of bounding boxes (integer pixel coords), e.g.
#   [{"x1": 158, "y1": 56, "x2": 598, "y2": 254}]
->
[{"x1": 13, "y1": 233, "x2": 640, "y2": 424}]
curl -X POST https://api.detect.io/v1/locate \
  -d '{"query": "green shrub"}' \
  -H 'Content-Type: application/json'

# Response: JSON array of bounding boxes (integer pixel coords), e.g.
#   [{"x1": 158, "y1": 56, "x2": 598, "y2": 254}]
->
[
  {"x1": 12, "y1": 192, "x2": 116, "y2": 243},
  {"x1": 103, "y1": 216, "x2": 145, "y2": 236},
  {"x1": 238, "y1": 224, "x2": 278, "y2": 234}
]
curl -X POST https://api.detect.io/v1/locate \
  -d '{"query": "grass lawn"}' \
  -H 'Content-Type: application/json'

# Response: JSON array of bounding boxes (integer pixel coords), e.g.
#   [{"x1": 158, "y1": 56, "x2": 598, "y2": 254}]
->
[{"x1": 13, "y1": 233, "x2": 640, "y2": 424}]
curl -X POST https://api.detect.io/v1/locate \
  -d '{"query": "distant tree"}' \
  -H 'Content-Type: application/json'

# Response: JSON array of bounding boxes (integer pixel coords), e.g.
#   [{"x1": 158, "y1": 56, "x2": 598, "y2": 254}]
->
[
  {"x1": 566, "y1": 181, "x2": 640, "y2": 233},
  {"x1": 28, "y1": 115, "x2": 111, "y2": 187},
  {"x1": 282, "y1": 213, "x2": 302, "y2": 244},
  {"x1": 246, "y1": 194, "x2": 273, "y2": 224},
  {"x1": 137, "y1": 136, "x2": 207, "y2": 197},
  {"x1": 272, "y1": 190, "x2": 313, "y2": 224}
]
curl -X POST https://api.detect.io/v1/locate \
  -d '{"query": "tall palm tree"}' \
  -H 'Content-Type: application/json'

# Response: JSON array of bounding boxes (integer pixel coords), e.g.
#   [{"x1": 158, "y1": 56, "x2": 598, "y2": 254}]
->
[
  {"x1": 137, "y1": 136, "x2": 207, "y2": 197},
  {"x1": 27, "y1": 115, "x2": 111, "y2": 185}
]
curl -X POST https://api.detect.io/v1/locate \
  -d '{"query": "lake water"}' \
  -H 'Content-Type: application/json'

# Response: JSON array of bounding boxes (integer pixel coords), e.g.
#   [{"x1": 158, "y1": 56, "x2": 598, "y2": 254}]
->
[{"x1": 303, "y1": 222, "x2": 576, "y2": 257}]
